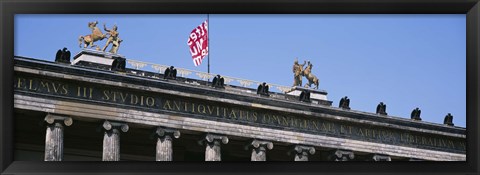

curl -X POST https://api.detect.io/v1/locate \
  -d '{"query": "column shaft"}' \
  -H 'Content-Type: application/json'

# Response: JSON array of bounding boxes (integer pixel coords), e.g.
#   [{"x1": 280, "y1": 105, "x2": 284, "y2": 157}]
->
[
  {"x1": 156, "y1": 135, "x2": 173, "y2": 161},
  {"x1": 103, "y1": 128, "x2": 120, "y2": 161},
  {"x1": 44, "y1": 123, "x2": 64, "y2": 161},
  {"x1": 154, "y1": 127, "x2": 180, "y2": 161},
  {"x1": 44, "y1": 114, "x2": 72, "y2": 161},
  {"x1": 251, "y1": 147, "x2": 266, "y2": 161},
  {"x1": 205, "y1": 140, "x2": 222, "y2": 161},
  {"x1": 248, "y1": 140, "x2": 273, "y2": 161},
  {"x1": 202, "y1": 134, "x2": 228, "y2": 161},
  {"x1": 295, "y1": 152, "x2": 309, "y2": 161}
]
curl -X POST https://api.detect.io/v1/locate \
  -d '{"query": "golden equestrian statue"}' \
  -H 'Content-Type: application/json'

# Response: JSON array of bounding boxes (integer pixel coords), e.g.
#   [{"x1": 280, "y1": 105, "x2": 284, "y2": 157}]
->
[
  {"x1": 302, "y1": 61, "x2": 319, "y2": 89},
  {"x1": 78, "y1": 21, "x2": 106, "y2": 49}
]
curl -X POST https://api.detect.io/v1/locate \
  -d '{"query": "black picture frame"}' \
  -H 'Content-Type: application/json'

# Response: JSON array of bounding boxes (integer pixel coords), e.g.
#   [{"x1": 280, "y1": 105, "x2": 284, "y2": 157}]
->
[{"x1": 1, "y1": 0, "x2": 478, "y2": 174}]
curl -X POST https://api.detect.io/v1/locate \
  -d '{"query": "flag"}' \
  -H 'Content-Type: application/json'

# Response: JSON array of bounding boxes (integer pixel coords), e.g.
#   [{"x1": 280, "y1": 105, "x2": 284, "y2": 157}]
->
[{"x1": 187, "y1": 20, "x2": 208, "y2": 66}]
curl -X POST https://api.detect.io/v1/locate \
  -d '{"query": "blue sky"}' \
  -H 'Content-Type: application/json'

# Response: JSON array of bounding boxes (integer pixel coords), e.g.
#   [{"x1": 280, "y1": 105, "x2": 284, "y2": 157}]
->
[{"x1": 14, "y1": 14, "x2": 466, "y2": 127}]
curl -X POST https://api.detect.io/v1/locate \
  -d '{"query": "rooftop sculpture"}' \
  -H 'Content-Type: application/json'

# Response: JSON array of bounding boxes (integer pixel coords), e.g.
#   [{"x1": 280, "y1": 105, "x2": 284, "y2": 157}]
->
[
  {"x1": 101, "y1": 23, "x2": 122, "y2": 54},
  {"x1": 444, "y1": 113, "x2": 454, "y2": 126},
  {"x1": 292, "y1": 58, "x2": 306, "y2": 87},
  {"x1": 376, "y1": 102, "x2": 387, "y2": 115},
  {"x1": 55, "y1": 47, "x2": 71, "y2": 64},
  {"x1": 78, "y1": 21, "x2": 122, "y2": 54},
  {"x1": 78, "y1": 21, "x2": 106, "y2": 49},
  {"x1": 411, "y1": 107, "x2": 422, "y2": 121},
  {"x1": 303, "y1": 61, "x2": 319, "y2": 89},
  {"x1": 292, "y1": 58, "x2": 319, "y2": 89},
  {"x1": 339, "y1": 96, "x2": 350, "y2": 110},
  {"x1": 257, "y1": 82, "x2": 270, "y2": 96}
]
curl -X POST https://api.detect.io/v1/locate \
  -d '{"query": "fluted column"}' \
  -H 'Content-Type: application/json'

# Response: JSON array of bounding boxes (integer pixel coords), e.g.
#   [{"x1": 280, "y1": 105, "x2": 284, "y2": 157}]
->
[
  {"x1": 245, "y1": 140, "x2": 273, "y2": 161},
  {"x1": 329, "y1": 149, "x2": 354, "y2": 161},
  {"x1": 154, "y1": 127, "x2": 180, "y2": 161},
  {"x1": 371, "y1": 154, "x2": 391, "y2": 161},
  {"x1": 199, "y1": 134, "x2": 228, "y2": 161},
  {"x1": 44, "y1": 114, "x2": 73, "y2": 161},
  {"x1": 102, "y1": 120, "x2": 129, "y2": 161},
  {"x1": 289, "y1": 145, "x2": 315, "y2": 161}
]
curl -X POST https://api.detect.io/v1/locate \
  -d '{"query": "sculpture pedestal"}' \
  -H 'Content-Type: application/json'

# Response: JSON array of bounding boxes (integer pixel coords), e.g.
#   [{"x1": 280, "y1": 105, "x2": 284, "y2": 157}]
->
[
  {"x1": 286, "y1": 86, "x2": 332, "y2": 106},
  {"x1": 72, "y1": 49, "x2": 125, "y2": 70}
]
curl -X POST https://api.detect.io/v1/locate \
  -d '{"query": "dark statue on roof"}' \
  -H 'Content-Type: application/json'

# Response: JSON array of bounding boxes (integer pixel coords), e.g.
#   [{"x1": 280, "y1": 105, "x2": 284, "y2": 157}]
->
[
  {"x1": 411, "y1": 108, "x2": 422, "y2": 121},
  {"x1": 111, "y1": 56, "x2": 126, "y2": 72},
  {"x1": 257, "y1": 82, "x2": 270, "y2": 96},
  {"x1": 164, "y1": 66, "x2": 177, "y2": 80},
  {"x1": 55, "y1": 47, "x2": 71, "y2": 64},
  {"x1": 376, "y1": 102, "x2": 387, "y2": 115},
  {"x1": 339, "y1": 96, "x2": 350, "y2": 110},
  {"x1": 444, "y1": 113, "x2": 454, "y2": 126},
  {"x1": 212, "y1": 75, "x2": 225, "y2": 88},
  {"x1": 299, "y1": 90, "x2": 311, "y2": 103}
]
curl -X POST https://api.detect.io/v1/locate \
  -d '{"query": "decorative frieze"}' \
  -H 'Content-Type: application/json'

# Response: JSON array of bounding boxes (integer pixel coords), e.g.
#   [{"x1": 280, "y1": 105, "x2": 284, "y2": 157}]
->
[{"x1": 44, "y1": 114, "x2": 73, "y2": 161}]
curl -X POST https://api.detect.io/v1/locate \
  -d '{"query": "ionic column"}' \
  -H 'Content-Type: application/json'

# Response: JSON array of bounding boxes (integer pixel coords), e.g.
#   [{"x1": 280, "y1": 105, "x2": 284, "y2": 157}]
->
[
  {"x1": 154, "y1": 127, "x2": 180, "y2": 161},
  {"x1": 289, "y1": 145, "x2": 315, "y2": 161},
  {"x1": 371, "y1": 154, "x2": 391, "y2": 161},
  {"x1": 44, "y1": 114, "x2": 73, "y2": 161},
  {"x1": 329, "y1": 149, "x2": 354, "y2": 161},
  {"x1": 101, "y1": 120, "x2": 129, "y2": 161},
  {"x1": 245, "y1": 140, "x2": 273, "y2": 161},
  {"x1": 199, "y1": 134, "x2": 228, "y2": 161}
]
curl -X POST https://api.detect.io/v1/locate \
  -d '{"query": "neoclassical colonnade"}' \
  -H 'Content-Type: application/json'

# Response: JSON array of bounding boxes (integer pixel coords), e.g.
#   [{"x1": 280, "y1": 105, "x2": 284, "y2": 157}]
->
[{"x1": 43, "y1": 113, "x2": 394, "y2": 162}]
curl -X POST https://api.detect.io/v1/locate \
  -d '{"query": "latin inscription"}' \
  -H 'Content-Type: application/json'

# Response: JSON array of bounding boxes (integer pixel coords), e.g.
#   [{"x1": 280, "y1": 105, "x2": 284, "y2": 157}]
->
[{"x1": 14, "y1": 76, "x2": 466, "y2": 153}]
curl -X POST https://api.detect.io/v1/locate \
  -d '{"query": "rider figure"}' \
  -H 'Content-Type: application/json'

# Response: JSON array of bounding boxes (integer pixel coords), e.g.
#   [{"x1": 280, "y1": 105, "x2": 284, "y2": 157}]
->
[
  {"x1": 101, "y1": 23, "x2": 119, "y2": 53},
  {"x1": 292, "y1": 58, "x2": 306, "y2": 87}
]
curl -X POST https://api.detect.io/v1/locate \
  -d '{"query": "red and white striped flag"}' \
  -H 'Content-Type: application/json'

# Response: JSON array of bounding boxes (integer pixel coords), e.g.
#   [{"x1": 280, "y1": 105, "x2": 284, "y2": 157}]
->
[{"x1": 187, "y1": 20, "x2": 208, "y2": 66}]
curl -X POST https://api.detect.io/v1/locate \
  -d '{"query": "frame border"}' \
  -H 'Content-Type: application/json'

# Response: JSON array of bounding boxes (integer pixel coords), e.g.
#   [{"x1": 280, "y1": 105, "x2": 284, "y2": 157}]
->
[{"x1": 1, "y1": 0, "x2": 478, "y2": 174}]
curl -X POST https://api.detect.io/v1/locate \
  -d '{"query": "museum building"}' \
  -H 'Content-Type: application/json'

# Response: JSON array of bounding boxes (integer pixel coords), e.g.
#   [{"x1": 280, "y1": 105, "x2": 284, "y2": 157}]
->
[{"x1": 13, "y1": 50, "x2": 466, "y2": 161}]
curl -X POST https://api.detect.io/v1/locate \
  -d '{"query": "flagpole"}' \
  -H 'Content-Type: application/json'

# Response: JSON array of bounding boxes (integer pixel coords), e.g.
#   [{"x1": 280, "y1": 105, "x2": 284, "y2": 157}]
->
[{"x1": 207, "y1": 14, "x2": 210, "y2": 80}]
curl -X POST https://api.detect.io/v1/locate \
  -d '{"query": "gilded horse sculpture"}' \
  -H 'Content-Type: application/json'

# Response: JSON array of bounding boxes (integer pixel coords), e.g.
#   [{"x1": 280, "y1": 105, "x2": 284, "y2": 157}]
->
[
  {"x1": 302, "y1": 61, "x2": 319, "y2": 89},
  {"x1": 78, "y1": 21, "x2": 106, "y2": 49}
]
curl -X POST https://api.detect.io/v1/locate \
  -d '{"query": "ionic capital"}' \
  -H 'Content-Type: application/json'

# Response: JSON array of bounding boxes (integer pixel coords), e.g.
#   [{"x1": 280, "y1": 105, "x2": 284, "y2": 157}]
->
[
  {"x1": 198, "y1": 133, "x2": 228, "y2": 146},
  {"x1": 102, "y1": 120, "x2": 129, "y2": 132},
  {"x1": 245, "y1": 139, "x2": 273, "y2": 151},
  {"x1": 330, "y1": 149, "x2": 354, "y2": 161},
  {"x1": 44, "y1": 113, "x2": 73, "y2": 126},
  {"x1": 293, "y1": 145, "x2": 316, "y2": 155},
  {"x1": 155, "y1": 127, "x2": 180, "y2": 139}
]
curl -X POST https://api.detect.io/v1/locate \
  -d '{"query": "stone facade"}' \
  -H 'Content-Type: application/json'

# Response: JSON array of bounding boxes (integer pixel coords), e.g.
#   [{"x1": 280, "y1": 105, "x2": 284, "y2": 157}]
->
[{"x1": 13, "y1": 54, "x2": 466, "y2": 161}]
